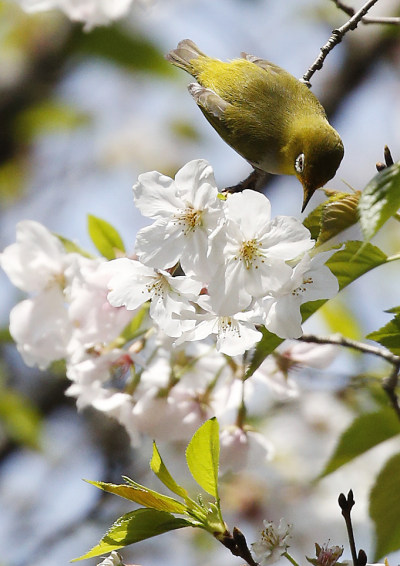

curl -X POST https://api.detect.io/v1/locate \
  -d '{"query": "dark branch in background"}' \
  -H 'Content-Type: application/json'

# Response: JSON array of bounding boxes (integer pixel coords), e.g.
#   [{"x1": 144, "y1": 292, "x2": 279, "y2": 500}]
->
[
  {"x1": 338, "y1": 491, "x2": 367, "y2": 566},
  {"x1": 301, "y1": 0, "x2": 382, "y2": 86},
  {"x1": 299, "y1": 334, "x2": 400, "y2": 420},
  {"x1": 0, "y1": 24, "x2": 81, "y2": 164},
  {"x1": 332, "y1": 0, "x2": 400, "y2": 25}
]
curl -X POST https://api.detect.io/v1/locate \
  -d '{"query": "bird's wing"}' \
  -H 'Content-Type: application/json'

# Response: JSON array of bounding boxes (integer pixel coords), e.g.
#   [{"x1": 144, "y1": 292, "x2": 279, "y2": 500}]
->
[
  {"x1": 188, "y1": 83, "x2": 230, "y2": 118},
  {"x1": 240, "y1": 53, "x2": 285, "y2": 77}
]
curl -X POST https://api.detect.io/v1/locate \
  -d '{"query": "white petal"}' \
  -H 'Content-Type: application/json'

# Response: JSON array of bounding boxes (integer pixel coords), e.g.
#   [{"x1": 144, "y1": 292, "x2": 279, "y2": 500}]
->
[
  {"x1": 225, "y1": 190, "x2": 271, "y2": 238},
  {"x1": 133, "y1": 171, "x2": 183, "y2": 218}
]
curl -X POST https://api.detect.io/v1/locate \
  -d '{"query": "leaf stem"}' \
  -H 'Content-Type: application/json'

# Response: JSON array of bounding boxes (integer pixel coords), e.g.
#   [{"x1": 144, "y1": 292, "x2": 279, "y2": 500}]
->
[{"x1": 282, "y1": 551, "x2": 301, "y2": 566}]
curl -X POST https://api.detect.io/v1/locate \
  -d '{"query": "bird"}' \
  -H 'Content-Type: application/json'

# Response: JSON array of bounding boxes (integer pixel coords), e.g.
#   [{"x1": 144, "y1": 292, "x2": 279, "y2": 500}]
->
[{"x1": 166, "y1": 39, "x2": 344, "y2": 212}]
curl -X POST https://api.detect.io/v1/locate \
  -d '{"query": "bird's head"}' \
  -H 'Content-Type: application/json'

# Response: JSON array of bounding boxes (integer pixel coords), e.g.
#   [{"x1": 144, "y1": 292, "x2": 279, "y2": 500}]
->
[{"x1": 292, "y1": 122, "x2": 344, "y2": 212}]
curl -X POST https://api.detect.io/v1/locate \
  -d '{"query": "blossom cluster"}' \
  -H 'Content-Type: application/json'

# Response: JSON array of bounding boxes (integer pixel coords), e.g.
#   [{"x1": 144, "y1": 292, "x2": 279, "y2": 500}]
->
[
  {"x1": 0, "y1": 160, "x2": 338, "y2": 466},
  {"x1": 12, "y1": 0, "x2": 149, "y2": 30},
  {"x1": 110, "y1": 159, "x2": 338, "y2": 354}
]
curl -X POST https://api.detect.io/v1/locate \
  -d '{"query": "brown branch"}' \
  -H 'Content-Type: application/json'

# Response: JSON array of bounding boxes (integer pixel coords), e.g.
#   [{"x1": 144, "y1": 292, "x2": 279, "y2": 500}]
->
[
  {"x1": 302, "y1": 0, "x2": 381, "y2": 86},
  {"x1": 298, "y1": 334, "x2": 400, "y2": 420},
  {"x1": 332, "y1": 0, "x2": 400, "y2": 25}
]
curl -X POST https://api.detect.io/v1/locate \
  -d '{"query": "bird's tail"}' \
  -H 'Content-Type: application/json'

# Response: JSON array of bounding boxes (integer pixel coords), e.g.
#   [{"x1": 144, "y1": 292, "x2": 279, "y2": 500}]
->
[{"x1": 166, "y1": 39, "x2": 206, "y2": 76}]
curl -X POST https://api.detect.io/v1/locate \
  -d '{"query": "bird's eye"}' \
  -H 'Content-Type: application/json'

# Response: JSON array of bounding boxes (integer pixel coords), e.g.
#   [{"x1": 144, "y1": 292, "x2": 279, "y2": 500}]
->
[{"x1": 295, "y1": 153, "x2": 305, "y2": 174}]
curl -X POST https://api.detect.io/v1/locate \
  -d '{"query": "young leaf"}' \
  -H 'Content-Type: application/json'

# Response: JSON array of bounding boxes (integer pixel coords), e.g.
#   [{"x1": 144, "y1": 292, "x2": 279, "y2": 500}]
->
[
  {"x1": 56, "y1": 234, "x2": 93, "y2": 258},
  {"x1": 73, "y1": 508, "x2": 194, "y2": 561},
  {"x1": 150, "y1": 442, "x2": 190, "y2": 500},
  {"x1": 385, "y1": 306, "x2": 400, "y2": 315},
  {"x1": 367, "y1": 314, "x2": 400, "y2": 355},
  {"x1": 87, "y1": 214, "x2": 125, "y2": 260},
  {"x1": 319, "y1": 409, "x2": 400, "y2": 478},
  {"x1": 303, "y1": 192, "x2": 360, "y2": 246},
  {"x1": 186, "y1": 418, "x2": 220, "y2": 499},
  {"x1": 369, "y1": 452, "x2": 400, "y2": 560},
  {"x1": 245, "y1": 327, "x2": 283, "y2": 379},
  {"x1": 325, "y1": 240, "x2": 387, "y2": 290},
  {"x1": 119, "y1": 303, "x2": 150, "y2": 342},
  {"x1": 86, "y1": 480, "x2": 187, "y2": 514},
  {"x1": 358, "y1": 162, "x2": 400, "y2": 241}
]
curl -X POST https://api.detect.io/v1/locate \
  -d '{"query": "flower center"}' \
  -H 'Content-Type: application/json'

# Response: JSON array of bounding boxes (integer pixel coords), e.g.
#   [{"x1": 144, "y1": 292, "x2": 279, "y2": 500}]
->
[
  {"x1": 173, "y1": 206, "x2": 203, "y2": 235},
  {"x1": 145, "y1": 272, "x2": 168, "y2": 297},
  {"x1": 218, "y1": 316, "x2": 241, "y2": 338},
  {"x1": 238, "y1": 238, "x2": 264, "y2": 269},
  {"x1": 291, "y1": 275, "x2": 314, "y2": 296}
]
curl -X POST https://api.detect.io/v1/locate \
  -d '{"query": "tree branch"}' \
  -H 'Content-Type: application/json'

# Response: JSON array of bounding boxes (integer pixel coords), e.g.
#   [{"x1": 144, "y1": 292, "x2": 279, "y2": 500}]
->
[
  {"x1": 302, "y1": 0, "x2": 382, "y2": 86},
  {"x1": 298, "y1": 334, "x2": 400, "y2": 420},
  {"x1": 332, "y1": 0, "x2": 400, "y2": 25}
]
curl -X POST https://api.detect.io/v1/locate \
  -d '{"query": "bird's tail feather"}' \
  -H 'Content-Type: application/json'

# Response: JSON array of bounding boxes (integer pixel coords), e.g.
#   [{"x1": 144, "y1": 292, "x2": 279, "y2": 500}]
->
[{"x1": 166, "y1": 39, "x2": 205, "y2": 75}]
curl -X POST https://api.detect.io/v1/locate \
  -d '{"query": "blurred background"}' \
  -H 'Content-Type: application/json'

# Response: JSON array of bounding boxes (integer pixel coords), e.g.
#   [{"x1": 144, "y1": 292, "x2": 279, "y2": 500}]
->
[{"x1": 0, "y1": 0, "x2": 400, "y2": 565}]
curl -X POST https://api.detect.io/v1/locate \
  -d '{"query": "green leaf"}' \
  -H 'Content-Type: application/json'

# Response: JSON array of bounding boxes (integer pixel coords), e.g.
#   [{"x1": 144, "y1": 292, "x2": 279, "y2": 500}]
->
[
  {"x1": 247, "y1": 241, "x2": 388, "y2": 377},
  {"x1": 73, "y1": 26, "x2": 172, "y2": 76},
  {"x1": 73, "y1": 508, "x2": 193, "y2": 561},
  {"x1": 367, "y1": 314, "x2": 400, "y2": 355},
  {"x1": 16, "y1": 101, "x2": 88, "y2": 141},
  {"x1": 303, "y1": 192, "x2": 360, "y2": 245},
  {"x1": 358, "y1": 162, "x2": 400, "y2": 241},
  {"x1": 318, "y1": 298, "x2": 363, "y2": 340},
  {"x1": 119, "y1": 303, "x2": 150, "y2": 342},
  {"x1": 87, "y1": 214, "x2": 125, "y2": 260},
  {"x1": 385, "y1": 306, "x2": 400, "y2": 315},
  {"x1": 56, "y1": 234, "x2": 93, "y2": 258},
  {"x1": 86, "y1": 480, "x2": 187, "y2": 514},
  {"x1": 325, "y1": 240, "x2": 387, "y2": 290},
  {"x1": 0, "y1": 326, "x2": 12, "y2": 343},
  {"x1": 245, "y1": 327, "x2": 283, "y2": 379},
  {"x1": 185, "y1": 418, "x2": 220, "y2": 499},
  {"x1": 0, "y1": 388, "x2": 42, "y2": 449},
  {"x1": 319, "y1": 409, "x2": 400, "y2": 478},
  {"x1": 370, "y1": 452, "x2": 400, "y2": 560},
  {"x1": 150, "y1": 442, "x2": 190, "y2": 500}
]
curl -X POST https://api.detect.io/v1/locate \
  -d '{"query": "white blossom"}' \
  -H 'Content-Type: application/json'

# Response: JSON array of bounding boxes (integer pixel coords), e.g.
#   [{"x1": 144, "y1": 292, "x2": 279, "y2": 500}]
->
[
  {"x1": 257, "y1": 252, "x2": 339, "y2": 339},
  {"x1": 0, "y1": 220, "x2": 72, "y2": 294},
  {"x1": 103, "y1": 258, "x2": 201, "y2": 337},
  {"x1": 177, "y1": 295, "x2": 262, "y2": 356},
  {"x1": 97, "y1": 551, "x2": 124, "y2": 566},
  {"x1": 9, "y1": 287, "x2": 72, "y2": 369},
  {"x1": 251, "y1": 519, "x2": 292, "y2": 565},
  {"x1": 207, "y1": 190, "x2": 314, "y2": 315},
  {"x1": 219, "y1": 426, "x2": 274, "y2": 474},
  {"x1": 134, "y1": 159, "x2": 224, "y2": 281},
  {"x1": 12, "y1": 0, "x2": 144, "y2": 31}
]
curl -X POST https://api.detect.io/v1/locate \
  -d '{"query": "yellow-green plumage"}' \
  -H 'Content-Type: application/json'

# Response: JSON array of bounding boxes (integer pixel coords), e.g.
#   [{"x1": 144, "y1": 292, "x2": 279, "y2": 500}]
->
[{"x1": 166, "y1": 39, "x2": 344, "y2": 211}]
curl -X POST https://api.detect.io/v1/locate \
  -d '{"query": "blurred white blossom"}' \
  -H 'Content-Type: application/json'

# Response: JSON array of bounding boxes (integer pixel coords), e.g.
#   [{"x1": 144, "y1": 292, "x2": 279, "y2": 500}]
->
[
  {"x1": 12, "y1": 0, "x2": 147, "y2": 31},
  {"x1": 251, "y1": 518, "x2": 292, "y2": 565},
  {"x1": 97, "y1": 551, "x2": 125, "y2": 566}
]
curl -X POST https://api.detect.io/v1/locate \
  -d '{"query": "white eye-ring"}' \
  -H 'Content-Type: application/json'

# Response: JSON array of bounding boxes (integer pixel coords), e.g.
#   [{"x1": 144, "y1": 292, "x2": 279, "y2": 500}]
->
[{"x1": 295, "y1": 153, "x2": 305, "y2": 174}]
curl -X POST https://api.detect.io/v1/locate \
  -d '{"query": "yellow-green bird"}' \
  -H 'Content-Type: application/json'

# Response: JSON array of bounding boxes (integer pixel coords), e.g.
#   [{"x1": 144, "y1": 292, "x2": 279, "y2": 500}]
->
[{"x1": 166, "y1": 39, "x2": 344, "y2": 212}]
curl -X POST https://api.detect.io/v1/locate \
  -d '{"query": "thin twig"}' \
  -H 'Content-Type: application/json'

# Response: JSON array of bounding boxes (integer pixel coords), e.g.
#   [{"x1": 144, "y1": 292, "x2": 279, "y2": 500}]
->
[
  {"x1": 332, "y1": 0, "x2": 400, "y2": 25},
  {"x1": 298, "y1": 333, "x2": 400, "y2": 419},
  {"x1": 302, "y1": 0, "x2": 381, "y2": 86},
  {"x1": 299, "y1": 333, "x2": 399, "y2": 364}
]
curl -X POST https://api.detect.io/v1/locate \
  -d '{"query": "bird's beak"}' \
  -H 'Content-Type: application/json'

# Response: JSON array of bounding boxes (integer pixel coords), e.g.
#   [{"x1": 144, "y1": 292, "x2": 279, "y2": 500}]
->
[{"x1": 301, "y1": 186, "x2": 315, "y2": 213}]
